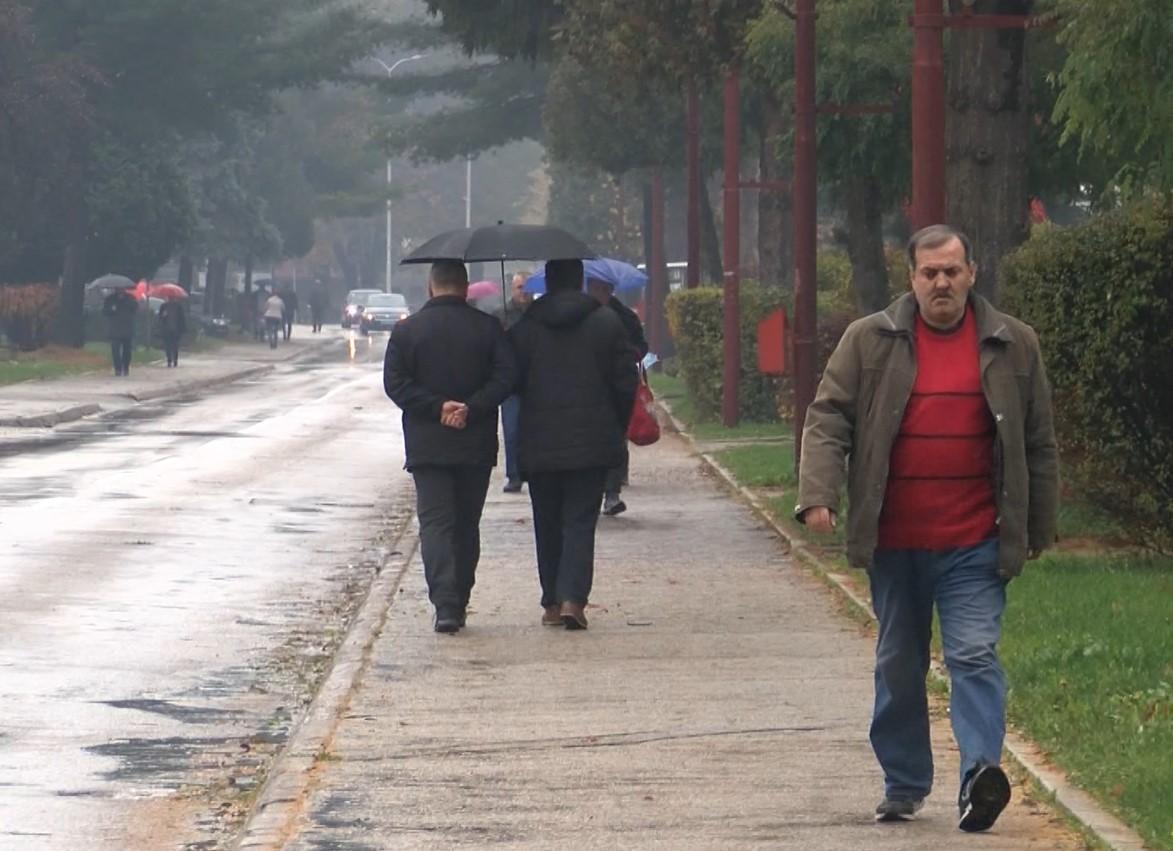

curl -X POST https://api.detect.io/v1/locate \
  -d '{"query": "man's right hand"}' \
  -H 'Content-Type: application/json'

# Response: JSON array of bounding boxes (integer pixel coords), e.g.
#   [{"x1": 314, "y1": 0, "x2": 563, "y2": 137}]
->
[
  {"x1": 801, "y1": 506, "x2": 837, "y2": 534},
  {"x1": 440, "y1": 401, "x2": 468, "y2": 429}
]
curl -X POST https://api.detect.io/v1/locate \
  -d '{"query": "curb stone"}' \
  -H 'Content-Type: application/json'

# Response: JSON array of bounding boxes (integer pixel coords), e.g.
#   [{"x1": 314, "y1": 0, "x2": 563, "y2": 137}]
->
[
  {"x1": 0, "y1": 403, "x2": 102, "y2": 428},
  {"x1": 233, "y1": 519, "x2": 420, "y2": 851},
  {"x1": 654, "y1": 397, "x2": 1150, "y2": 851}
]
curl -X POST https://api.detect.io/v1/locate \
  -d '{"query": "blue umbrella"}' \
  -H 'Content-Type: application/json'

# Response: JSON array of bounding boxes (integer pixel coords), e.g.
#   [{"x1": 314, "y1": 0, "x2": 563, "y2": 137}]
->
[{"x1": 523, "y1": 257, "x2": 648, "y2": 294}]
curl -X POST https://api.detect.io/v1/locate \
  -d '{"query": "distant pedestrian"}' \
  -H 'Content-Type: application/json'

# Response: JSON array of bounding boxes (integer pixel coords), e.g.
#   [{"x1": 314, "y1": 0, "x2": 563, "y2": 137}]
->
[
  {"x1": 494, "y1": 272, "x2": 531, "y2": 493},
  {"x1": 586, "y1": 276, "x2": 648, "y2": 517},
  {"x1": 157, "y1": 299, "x2": 186, "y2": 367},
  {"x1": 796, "y1": 225, "x2": 1059, "y2": 832},
  {"x1": 384, "y1": 260, "x2": 515, "y2": 634},
  {"x1": 282, "y1": 288, "x2": 299, "y2": 340},
  {"x1": 101, "y1": 288, "x2": 138, "y2": 376},
  {"x1": 262, "y1": 291, "x2": 285, "y2": 349},
  {"x1": 309, "y1": 285, "x2": 327, "y2": 333},
  {"x1": 253, "y1": 288, "x2": 269, "y2": 341},
  {"x1": 509, "y1": 259, "x2": 638, "y2": 630}
]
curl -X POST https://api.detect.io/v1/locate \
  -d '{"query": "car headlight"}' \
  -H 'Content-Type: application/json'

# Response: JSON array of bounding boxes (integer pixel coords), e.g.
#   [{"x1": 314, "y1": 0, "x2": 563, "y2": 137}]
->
[{"x1": 346, "y1": 305, "x2": 360, "y2": 315}]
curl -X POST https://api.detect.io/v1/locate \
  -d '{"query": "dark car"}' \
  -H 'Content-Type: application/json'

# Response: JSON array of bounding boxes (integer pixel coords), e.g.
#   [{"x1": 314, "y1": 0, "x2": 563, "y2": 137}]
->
[
  {"x1": 341, "y1": 288, "x2": 383, "y2": 328},
  {"x1": 358, "y1": 292, "x2": 411, "y2": 334}
]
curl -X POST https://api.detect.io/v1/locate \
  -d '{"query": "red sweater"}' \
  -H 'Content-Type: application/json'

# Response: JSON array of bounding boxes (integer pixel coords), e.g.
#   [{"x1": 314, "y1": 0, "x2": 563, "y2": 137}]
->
[{"x1": 877, "y1": 308, "x2": 998, "y2": 551}]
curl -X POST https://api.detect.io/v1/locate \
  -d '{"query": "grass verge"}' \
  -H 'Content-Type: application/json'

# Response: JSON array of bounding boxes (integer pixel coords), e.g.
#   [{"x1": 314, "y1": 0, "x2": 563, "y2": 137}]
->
[
  {"x1": 1001, "y1": 552, "x2": 1173, "y2": 850},
  {"x1": 650, "y1": 371, "x2": 791, "y2": 441}
]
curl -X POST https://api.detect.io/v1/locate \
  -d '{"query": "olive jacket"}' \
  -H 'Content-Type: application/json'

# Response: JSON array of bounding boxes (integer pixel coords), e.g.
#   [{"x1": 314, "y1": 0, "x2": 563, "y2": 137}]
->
[{"x1": 795, "y1": 292, "x2": 1059, "y2": 577}]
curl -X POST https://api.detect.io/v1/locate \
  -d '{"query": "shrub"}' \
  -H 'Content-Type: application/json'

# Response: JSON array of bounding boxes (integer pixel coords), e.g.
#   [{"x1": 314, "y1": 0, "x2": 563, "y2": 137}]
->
[
  {"x1": 665, "y1": 281, "x2": 784, "y2": 422},
  {"x1": 0, "y1": 283, "x2": 58, "y2": 350},
  {"x1": 1001, "y1": 196, "x2": 1173, "y2": 551}
]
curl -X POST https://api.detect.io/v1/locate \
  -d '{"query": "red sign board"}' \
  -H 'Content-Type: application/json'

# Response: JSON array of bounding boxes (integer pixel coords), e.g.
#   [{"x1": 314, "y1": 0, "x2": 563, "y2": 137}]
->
[{"x1": 756, "y1": 308, "x2": 788, "y2": 375}]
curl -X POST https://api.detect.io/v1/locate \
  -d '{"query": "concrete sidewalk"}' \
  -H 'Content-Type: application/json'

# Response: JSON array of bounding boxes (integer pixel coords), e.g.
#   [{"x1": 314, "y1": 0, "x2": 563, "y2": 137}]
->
[
  {"x1": 0, "y1": 329, "x2": 337, "y2": 429},
  {"x1": 252, "y1": 433, "x2": 1082, "y2": 850}
]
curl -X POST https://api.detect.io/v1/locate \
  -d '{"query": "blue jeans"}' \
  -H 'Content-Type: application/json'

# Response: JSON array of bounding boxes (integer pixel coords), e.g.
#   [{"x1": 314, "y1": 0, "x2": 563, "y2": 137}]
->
[
  {"x1": 501, "y1": 395, "x2": 521, "y2": 482},
  {"x1": 868, "y1": 539, "x2": 1006, "y2": 800}
]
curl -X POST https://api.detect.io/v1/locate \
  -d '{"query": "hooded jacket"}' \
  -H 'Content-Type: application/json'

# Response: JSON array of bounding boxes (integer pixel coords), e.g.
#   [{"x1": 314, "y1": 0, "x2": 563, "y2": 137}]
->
[{"x1": 509, "y1": 290, "x2": 639, "y2": 474}]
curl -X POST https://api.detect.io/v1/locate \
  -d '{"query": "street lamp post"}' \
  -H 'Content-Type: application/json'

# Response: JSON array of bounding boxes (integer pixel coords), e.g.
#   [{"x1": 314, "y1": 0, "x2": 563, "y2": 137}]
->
[{"x1": 375, "y1": 54, "x2": 424, "y2": 293}]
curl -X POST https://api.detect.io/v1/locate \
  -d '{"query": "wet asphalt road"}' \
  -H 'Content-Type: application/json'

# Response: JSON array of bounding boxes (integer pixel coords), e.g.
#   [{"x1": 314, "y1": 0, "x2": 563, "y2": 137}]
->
[{"x1": 0, "y1": 332, "x2": 413, "y2": 850}]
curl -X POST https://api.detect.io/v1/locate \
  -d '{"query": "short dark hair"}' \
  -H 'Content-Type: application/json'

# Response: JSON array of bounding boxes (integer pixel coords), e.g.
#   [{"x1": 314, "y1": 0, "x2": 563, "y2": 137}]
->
[
  {"x1": 430, "y1": 260, "x2": 469, "y2": 292},
  {"x1": 907, "y1": 225, "x2": 974, "y2": 268},
  {"x1": 545, "y1": 259, "x2": 584, "y2": 293}
]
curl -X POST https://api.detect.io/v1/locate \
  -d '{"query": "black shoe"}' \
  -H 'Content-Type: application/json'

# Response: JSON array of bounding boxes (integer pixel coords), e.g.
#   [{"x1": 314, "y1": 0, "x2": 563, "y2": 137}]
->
[
  {"x1": 434, "y1": 607, "x2": 461, "y2": 634},
  {"x1": 602, "y1": 494, "x2": 626, "y2": 516},
  {"x1": 503, "y1": 479, "x2": 523, "y2": 493},
  {"x1": 958, "y1": 763, "x2": 1011, "y2": 832},
  {"x1": 875, "y1": 797, "x2": 924, "y2": 822}
]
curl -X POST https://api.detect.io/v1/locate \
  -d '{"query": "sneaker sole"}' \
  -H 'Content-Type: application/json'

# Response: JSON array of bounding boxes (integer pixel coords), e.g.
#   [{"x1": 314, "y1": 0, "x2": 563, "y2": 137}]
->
[
  {"x1": 603, "y1": 502, "x2": 627, "y2": 516},
  {"x1": 875, "y1": 811, "x2": 918, "y2": 823},
  {"x1": 561, "y1": 615, "x2": 588, "y2": 630},
  {"x1": 959, "y1": 767, "x2": 1011, "y2": 832}
]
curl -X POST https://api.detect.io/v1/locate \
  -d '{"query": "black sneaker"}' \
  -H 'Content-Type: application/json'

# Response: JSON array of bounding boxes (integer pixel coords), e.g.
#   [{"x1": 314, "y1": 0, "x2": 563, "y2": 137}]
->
[
  {"x1": 433, "y1": 607, "x2": 461, "y2": 634},
  {"x1": 503, "y1": 479, "x2": 523, "y2": 493},
  {"x1": 958, "y1": 763, "x2": 1011, "y2": 832},
  {"x1": 874, "y1": 797, "x2": 924, "y2": 822}
]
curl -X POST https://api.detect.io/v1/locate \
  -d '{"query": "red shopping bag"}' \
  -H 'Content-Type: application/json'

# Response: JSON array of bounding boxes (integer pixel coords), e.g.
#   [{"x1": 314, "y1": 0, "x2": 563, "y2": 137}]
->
[{"x1": 626, "y1": 368, "x2": 661, "y2": 446}]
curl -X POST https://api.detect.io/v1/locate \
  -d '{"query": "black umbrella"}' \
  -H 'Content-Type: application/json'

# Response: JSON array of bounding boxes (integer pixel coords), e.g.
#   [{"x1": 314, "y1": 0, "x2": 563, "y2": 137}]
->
[{"x1": 401, "y1": 222, "x2": 595, "y2": 312}]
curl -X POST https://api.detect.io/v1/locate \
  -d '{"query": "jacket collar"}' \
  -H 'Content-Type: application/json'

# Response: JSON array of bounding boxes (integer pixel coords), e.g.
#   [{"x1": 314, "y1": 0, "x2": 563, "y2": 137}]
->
[
  {"x1": 422, "y1": 294, "x2": 468, "y2": 309},
  {"x1": 879, "y1": 292, "x2": 1014, "y2": 344}
]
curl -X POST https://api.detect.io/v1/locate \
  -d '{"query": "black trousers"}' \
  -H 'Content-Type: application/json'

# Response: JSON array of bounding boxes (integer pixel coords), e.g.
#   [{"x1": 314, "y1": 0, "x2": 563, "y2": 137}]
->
[
  {"x1": 412, "y1": 466, "x2": 492, "y2": 610},
  {"x1": 110, "y1": 338, "x2": 132, "y2": 374},
  {"x1": 162, "y1": 332, "x2": 180, "y2": 366},
  {"x1": 527, "y1": 467, "x2": 608, "y2": 608},
  {"x1": 605, "y1": 443, "x2": 629, "y2": 496}
]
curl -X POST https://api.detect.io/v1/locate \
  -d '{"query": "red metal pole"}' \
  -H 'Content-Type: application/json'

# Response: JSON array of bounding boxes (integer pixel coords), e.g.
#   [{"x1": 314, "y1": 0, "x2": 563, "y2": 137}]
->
[
  {"x1": 686, "y1": 79, "x2": 701, "y2": 289},
  {"x1": 793, "y1": 0, "x2": 818, "y2": 467},
  {"x1": 650, "y1": 169, "x2": 667, "y2": 353},
  {"x1": 721, "y1": 67, "x2": 741, "y2": 428},
  {"x1": 911, "y1": 0, "x2": 947, "y2": 229}
]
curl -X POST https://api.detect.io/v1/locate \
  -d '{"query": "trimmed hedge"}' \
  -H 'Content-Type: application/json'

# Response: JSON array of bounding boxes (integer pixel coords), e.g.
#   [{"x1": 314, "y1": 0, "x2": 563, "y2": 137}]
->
[
  {"x1": 665, "y1": 281, "x2": 784, "y2": 422},
  {"x1": 1001, "y1": 197, "x2": 1173, "y2": 551}
]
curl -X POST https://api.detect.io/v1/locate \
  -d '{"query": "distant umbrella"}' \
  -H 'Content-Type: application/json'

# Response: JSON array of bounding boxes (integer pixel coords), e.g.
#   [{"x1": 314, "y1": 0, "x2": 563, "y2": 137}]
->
[
  {"x1": 86, "y1": 274, "x2": 136, "y2": 291},
  {"x1": 466, "y1": 280, "x2": 501, "y2": 301},
  {"x1": 524, "y1": 258, "x2": 648, "y2": 295}
]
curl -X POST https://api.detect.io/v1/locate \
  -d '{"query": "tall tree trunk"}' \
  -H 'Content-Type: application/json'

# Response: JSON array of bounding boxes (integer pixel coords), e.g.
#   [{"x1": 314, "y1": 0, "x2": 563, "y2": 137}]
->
[
  {"x1": 55, "y1": 238, "x2": 87, "y2": 347},
  {"x1": 699, "y1": 177, "x2": 723, "y2": 285},
  {"x1": 758, "y1": 94, "x2": 793, "y2": 291},
  {"x1": 945, "y1": 0, "x2": 1032, "y2": 303},
  {"x1": 207, "y1": 257, "x2": 229, "y2": 317},
  {"x1": 178, "y1": 255, "x2": 194, "y2": 293},
  {"x1": 843, "y1": 175, "x2": 890, "y2": 315}
]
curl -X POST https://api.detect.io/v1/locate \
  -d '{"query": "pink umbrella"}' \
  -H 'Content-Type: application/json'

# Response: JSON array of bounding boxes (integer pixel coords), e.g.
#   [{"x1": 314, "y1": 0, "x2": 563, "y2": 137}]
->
[{"x1": 466, "y1": 279, "x2": 500, "y2": 300}]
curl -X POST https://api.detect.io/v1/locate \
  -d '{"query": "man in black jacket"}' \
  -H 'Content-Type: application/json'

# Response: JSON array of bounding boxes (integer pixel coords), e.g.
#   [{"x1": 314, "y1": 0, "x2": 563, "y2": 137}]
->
[
  {"x1": 586, "y1": 277, "x2": 649, "y2": 516},
  {"x1": 510, "y1": 259, "x2": 639, "y2": 630},
  {"x1": 384, "y1": 260, "x2": 515, "y2": 633}
]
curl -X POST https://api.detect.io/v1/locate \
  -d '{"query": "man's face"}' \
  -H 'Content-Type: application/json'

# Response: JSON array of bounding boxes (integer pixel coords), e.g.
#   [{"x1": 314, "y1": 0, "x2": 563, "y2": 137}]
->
[
  {"x1": 909, "y1": 237, "x2": 975, "y2": 329},
  {"x1": 511, "y1": 275, "x2": 529, "y2": 305},
  {"x1": 586, "y1": 279, "x2": 612, "y2": 305}
]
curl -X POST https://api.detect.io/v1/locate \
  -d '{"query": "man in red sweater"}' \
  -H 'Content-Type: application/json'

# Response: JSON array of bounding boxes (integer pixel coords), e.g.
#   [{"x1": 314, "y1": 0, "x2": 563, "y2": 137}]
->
[{"x1": 796, "y1": 225, "x2": 1059, "y2": 832}]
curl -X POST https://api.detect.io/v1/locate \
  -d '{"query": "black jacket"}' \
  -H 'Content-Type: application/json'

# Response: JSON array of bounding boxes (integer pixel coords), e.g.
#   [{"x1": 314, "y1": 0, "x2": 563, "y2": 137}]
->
[
  {"x1": 102, "y1": 291, "x2": 138, "y2": 339},
  {"x1": 509, "y1": 290, "x2": 639, "y2": 474},
  {"x1": 384, "y1": 295, "x2": 515, "y2": 470},
  {"x1": 158, "y1": 300, "x2": 186, "y2": 335},
  {"x1": 609, "y1": 296, "x2": 649, "y2": 359}
]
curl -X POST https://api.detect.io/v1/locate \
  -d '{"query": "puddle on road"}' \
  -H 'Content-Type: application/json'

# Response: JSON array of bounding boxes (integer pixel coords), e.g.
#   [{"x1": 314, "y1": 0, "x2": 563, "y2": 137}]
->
[{"x1": 99, "y1": 699, "x2": 246, "y2": 725}]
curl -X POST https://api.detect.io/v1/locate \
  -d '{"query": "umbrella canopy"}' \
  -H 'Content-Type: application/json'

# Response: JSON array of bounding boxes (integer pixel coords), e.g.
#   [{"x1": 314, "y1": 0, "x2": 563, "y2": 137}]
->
[
  {"x1": 86, "y1": 274, "x2": 136, "y2": 291},
  {"x1": 145, "y1": 282, "x2": 188, "y2": 301},
  {"x1": 523, "y1": 258, "x2": 648, "y2": 295},
  {"x1": 466, "y1": 280, "x2": 501, "y2": 300},
  {"x1": 401, "y1": 223, "x2": 594, "y2": 264}
]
